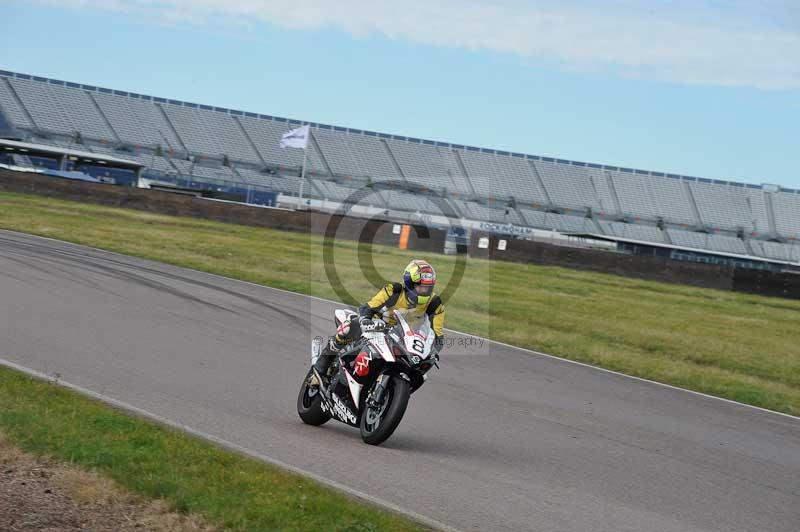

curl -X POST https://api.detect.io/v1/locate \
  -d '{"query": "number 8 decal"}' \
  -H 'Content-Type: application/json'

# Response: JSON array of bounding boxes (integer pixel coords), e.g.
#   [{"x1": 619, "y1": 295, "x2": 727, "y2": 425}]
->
[{"x1": 411, "y1": 338, "x2": 425, "y2": 354}]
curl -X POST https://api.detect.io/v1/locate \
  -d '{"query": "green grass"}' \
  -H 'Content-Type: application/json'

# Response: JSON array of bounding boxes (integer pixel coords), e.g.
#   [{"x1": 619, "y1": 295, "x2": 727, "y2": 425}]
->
[
  {"x1": 0, "y1": 365, "x2": 426, "y2": 532},
  {"x1": 1, "y1": 191, "x2": 799, "y2": 415}
]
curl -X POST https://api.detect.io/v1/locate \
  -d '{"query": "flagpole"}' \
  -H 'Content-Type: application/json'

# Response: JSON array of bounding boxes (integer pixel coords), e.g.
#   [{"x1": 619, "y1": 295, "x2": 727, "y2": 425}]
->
[
  {"x1": 298, "y1": 146, "x2": 308, "y2": 210},
  {"x1": 280, "y1": 124, "x2": 310, "y2": 211}
]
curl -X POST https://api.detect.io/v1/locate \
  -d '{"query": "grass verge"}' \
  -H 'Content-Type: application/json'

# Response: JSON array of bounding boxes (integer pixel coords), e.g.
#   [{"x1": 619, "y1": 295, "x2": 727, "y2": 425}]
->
[
  {"x1": 0, "y1": 365, "x2": 426, "y2": 532},
  {"x1": 0, "y1": 428, "x2": 216, "y2": 532},
  {"x1": 0, "y1": 191, "x2": 798, "y2": 415}
]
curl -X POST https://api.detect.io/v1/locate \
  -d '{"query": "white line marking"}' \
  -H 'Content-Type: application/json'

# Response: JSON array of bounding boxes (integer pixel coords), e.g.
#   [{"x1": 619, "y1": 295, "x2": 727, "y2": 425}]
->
[
  {"x1": 2, "y1": 228, "x2": 798, "y2": 423},
  {"x1": 0, "y1": 357, "x2": 463, "y2": 532}
]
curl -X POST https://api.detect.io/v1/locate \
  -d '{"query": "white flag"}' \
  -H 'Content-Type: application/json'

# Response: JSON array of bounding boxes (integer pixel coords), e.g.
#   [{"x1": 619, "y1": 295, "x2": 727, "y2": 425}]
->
[{"x1": 280, "y1": 125, "x2": 310, "y2": 149}]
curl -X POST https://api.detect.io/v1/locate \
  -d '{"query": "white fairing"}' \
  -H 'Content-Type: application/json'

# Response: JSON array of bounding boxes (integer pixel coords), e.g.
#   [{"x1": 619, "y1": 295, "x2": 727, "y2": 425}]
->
[
  {"x1": 396, "y1": 311, "x2": 434, "y2": 360},
  {"x1": 334, "y1": 308, "x2": 355, "y2": 326},
  {"x1": 344, "y1": 370, "x2": 363, "y2": 407},
  {"x1": 363, "y1": 331, "x2": 395, "y2": 362}
]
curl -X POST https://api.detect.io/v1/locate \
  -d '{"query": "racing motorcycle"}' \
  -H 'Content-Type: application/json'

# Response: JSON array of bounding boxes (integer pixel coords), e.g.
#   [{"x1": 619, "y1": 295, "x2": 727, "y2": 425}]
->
[{"x1": 297, "y1": 309, "x2": 438, "y2": 445}]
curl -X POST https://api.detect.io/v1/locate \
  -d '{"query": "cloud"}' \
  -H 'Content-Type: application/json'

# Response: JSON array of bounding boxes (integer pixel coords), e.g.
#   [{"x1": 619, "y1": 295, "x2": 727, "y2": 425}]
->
[{"x1": 25, "y1": 0, "x2": 800, "y2": 89}]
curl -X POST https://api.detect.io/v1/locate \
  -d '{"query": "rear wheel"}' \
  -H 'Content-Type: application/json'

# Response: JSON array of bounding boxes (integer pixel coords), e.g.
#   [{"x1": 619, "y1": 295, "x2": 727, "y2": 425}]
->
[
  {"x1": 297, "y1": 369, "x2": 330, "y2": 426},
  {"x1": 360, "y1": 376, "x2": 410, "y2": 445}
]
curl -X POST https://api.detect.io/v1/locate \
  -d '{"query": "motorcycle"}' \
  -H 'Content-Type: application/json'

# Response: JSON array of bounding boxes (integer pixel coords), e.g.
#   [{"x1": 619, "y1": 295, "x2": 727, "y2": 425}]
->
[{"x1": 297, "y1": 309, "x2": 438, "y2": 445}]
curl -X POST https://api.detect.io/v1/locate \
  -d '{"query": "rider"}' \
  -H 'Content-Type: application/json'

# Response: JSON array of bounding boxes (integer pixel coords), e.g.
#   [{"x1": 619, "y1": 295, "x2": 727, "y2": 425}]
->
[{"x1": 313, "y1": 259, "x2": 446, "y2": 377}]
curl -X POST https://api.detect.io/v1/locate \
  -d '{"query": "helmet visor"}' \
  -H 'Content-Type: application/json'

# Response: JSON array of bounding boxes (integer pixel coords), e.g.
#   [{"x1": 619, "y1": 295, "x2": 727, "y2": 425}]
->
[{"x1": 414, "y1": 283, "x2": 434, "y2": 297}]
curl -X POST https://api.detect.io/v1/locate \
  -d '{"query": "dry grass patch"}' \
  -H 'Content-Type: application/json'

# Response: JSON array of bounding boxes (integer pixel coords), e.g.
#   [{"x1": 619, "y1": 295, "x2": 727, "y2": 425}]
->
[{"x1": 0, "y1": 432, "x2": 216, "y2": 532}]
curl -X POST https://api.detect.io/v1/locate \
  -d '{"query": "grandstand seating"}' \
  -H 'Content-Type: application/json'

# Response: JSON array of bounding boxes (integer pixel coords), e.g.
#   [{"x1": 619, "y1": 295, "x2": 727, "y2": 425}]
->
[
  {"x1": 771, "y1": 192, "x2": 800, "y2": 238},
  {"x1": 315, "y1": 179, "x2": 386, "y2": 206},
  {"x1": 92, "y1": 92, "x2": 183, "y2": 149},
  {"x1": 314, "y1": 180, "x2": 351, "y2": 202},
  {"x1": 346, "y1": 135, "x2": 404, "y2": 182},
  {"x1": 8, "y1": 77, "x2": 114, "y2": 140},
  {"x1": 161, "y1": 104, "x2": 260, "y2": 163},
  {"x1": 599, "y1": 221, "x2": 666, "y2": 243},
  {"x1": 0, "y1": 78, "x2": 35, "y2": 130},
  {"x1": 234, "y1": 167, "x2": 277, "y2": 189},
  {"x1": 517, "y1": 209, "x2": 597, "y2": 233},
  {"x1": 532, "y1": 160, "x2": 601, "y2": 212},
  {"x1": 459, "y1": 151, "x2": 547, "y2": 204},
  {"x1": 516, "y1": 209, "x2": 547, "y2": 228},
  {"x1": 666, "y1": 229, "x2": 750, "y2": 255},
  {"x1": 236, "y1": 116, "x2": 303, "y2": 168},
  {"x1": 383, "y1": 139, "x2": 472, "y2": 193},
  {"x1": 462, "y1": 201, "x2": 524, "y2": 225},
  {"x1": 689, "y1": 181, "x2": 771, "y2": 233},
  {"x1": 584, "y1": 166, "x2": 618, "y2": 217},
  {"x1": 313, "y1": 128, "x2": 400, "y2": 182},
  {"x1": 174, "y1": 161, "x2": 240, "y2": 182},
  {"x1": 380, "y1": 190, "x2": 432, "y2": 213},
  {"x1": 272, "y1": 174, "x2": 306, "y2": 196},
  {"x1": 87, "y1": 146, "x2": 177, "y2": 175},
  {"x1": 0, "y1": 70, "x2": 798, "y2": 265},
  {"x1": 611, "y1": 171, "x2": 696, "y2": 225},
  {"x1": 552, "y1": 213, "x2": 598, "y2": 233},
  {"x1": 750, "y1": 240, "x2": 800, "y2": 262}
]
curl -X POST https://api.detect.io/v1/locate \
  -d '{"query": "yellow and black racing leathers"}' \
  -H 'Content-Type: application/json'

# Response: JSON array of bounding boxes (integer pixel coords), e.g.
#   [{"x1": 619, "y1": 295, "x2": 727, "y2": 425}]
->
[
  {"x1": 358, "y1": 282, "x2": 445, "y2": 339},
  {"x1": 336, "y1": 282, "x2": 446, "y2": 352},
  {"x1": 314, "y1": 282, "x2": 446, "y2": 375}
]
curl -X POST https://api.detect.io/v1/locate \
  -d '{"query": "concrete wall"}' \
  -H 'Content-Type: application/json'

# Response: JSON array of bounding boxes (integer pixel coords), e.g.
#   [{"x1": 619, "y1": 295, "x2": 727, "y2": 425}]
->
[
  {"x1": 0, "y1": 169, "x2": 447, "y2": 253},
  {"x1": 469, "y1": 231, "x2": 734, "y2": 291},
  {"x1": 732, "y1": 268, "x2": 800, "y2": 299}
]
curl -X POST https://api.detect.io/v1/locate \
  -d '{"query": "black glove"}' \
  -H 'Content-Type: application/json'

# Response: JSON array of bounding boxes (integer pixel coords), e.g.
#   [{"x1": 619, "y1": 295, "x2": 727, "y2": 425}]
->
[
  {"x1": 431, "y1": 336, "x2": 444, "y2": 364},
  {"x1": 360, "y1": 315, "x2": 378, "y2": 331}
]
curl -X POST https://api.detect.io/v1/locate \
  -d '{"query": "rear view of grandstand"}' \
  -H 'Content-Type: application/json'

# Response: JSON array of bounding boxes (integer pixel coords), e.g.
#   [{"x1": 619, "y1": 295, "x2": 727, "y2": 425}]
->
[{"x1": 0, "y1": 69, "x2": 798, "y2": 271}]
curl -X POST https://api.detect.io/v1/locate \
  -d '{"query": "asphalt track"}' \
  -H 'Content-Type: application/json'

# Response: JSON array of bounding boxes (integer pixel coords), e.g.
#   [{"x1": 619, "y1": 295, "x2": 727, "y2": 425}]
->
[{"x1": 0, "y1": 230, "x2": 798, "y2": 532}]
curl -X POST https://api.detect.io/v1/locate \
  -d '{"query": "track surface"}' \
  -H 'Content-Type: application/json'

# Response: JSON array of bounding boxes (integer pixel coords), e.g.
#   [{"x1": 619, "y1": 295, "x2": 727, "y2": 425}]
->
[{"x1": 1, "y1": 230, "x2": 798, "y2": 532}]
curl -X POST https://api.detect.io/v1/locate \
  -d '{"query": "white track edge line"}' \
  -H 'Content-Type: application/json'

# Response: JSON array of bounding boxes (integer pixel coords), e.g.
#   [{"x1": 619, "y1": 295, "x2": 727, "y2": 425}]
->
[
  {"x1": 0, "y1": 357, "x2": 462, "y2": 532},
  {"x1": 3, "y1": 228, "x2": 799, "y2": 422}
]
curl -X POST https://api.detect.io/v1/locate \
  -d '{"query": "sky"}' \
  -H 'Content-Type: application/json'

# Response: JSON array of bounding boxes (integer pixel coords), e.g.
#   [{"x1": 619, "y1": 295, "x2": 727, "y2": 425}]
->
[{"x1": 1, "y1": 0, "x2": 799, "y2": 188}]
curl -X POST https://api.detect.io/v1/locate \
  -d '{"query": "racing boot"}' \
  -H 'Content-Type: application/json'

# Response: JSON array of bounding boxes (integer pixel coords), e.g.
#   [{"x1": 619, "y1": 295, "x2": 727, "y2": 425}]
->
[{"x1": 312, "y1": 336, "x2": 344, "y2": 380}]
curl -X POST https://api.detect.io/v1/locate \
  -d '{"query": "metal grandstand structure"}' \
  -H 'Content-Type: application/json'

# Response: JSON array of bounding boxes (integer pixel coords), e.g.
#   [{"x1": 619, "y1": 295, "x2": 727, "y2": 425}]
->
[{"x1": 0, "y1": 69, "x2": 798, "y2": 267}]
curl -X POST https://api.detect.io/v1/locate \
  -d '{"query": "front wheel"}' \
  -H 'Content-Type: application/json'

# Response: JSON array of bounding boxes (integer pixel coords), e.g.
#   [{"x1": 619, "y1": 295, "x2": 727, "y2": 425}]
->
[
  {"x1": 297, "y1": 369, "x2": 330, "y2": 426},
  {"x1": 360, "y1": 376, "x2": 410, "y2": 445}
]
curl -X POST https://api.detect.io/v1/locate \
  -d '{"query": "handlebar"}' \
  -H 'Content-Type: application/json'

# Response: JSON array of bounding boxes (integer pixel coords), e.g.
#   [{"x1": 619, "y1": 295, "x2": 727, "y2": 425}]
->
[{"x1": 360, "y1": 318, "x2": 386, "y2": 332}]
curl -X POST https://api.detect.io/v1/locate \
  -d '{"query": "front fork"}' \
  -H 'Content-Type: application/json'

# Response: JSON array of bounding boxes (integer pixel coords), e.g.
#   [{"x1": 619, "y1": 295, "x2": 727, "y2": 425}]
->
[{"x1": 368, "y1": 373, "x2": 389, "y2": 408}]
